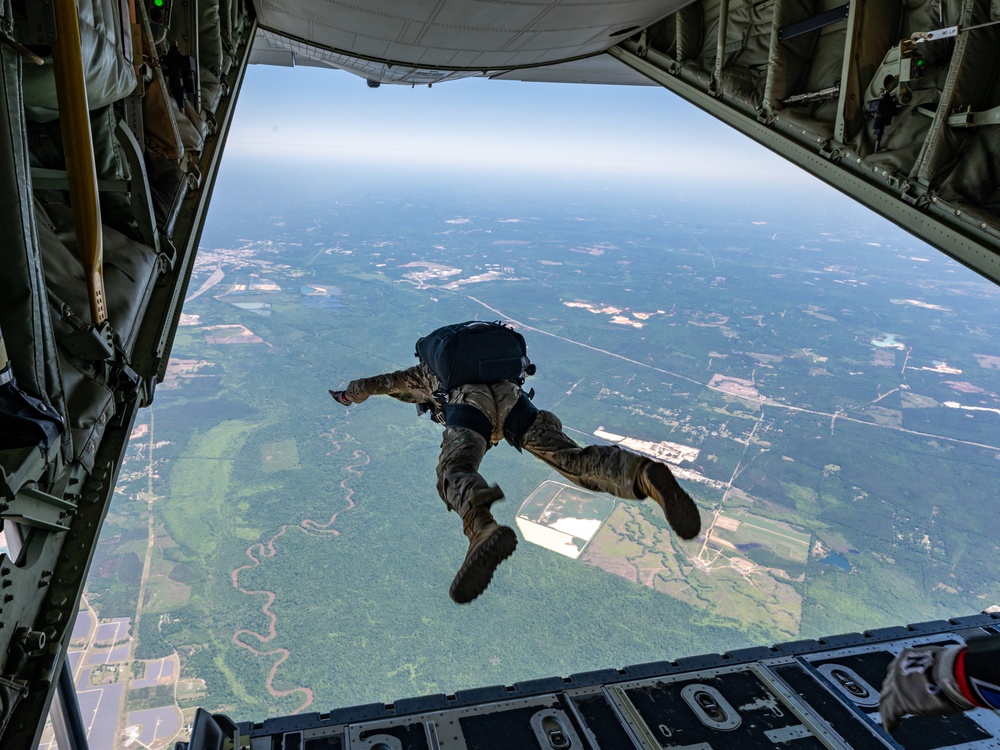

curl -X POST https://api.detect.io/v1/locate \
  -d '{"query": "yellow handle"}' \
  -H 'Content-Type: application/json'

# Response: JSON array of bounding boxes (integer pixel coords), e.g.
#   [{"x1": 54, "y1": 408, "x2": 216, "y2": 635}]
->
[{"x1": 51, "y1": 0, "x2": 107, "y2": 325}]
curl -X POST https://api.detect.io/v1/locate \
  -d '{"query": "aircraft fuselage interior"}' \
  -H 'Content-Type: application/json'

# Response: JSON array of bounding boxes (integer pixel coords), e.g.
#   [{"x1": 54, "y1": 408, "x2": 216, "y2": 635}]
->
[{"x1": 1, "y1": 0, "x2": 999, "y2": 748}]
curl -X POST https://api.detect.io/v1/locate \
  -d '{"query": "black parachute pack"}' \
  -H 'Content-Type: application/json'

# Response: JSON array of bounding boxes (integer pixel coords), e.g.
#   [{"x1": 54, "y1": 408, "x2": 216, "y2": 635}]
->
[
  {"x1": 415, "y1": 320, "x2": 534, "y2": 391},
  {"x1": 415, "y1": 321, "x2": 538, "y2": 448}
]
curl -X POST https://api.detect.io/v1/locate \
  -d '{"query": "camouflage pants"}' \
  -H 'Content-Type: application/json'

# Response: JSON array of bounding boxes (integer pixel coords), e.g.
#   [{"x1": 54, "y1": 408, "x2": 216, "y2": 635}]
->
[{"x1": 436, "y1": 383, "x2": 647, "y2": 516}]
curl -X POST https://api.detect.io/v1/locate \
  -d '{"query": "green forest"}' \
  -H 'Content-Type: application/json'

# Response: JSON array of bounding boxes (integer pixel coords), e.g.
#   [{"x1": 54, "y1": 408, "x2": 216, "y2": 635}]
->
[{"x1": 84, "y1": 172, "x2": 1000, "y2": 722}]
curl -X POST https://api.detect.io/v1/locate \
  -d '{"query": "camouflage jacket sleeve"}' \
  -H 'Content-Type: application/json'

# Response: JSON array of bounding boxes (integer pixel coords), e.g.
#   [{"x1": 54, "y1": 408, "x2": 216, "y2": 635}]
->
[{"x1": 343, "y1": 363, "x2": 439, "y2": 405}]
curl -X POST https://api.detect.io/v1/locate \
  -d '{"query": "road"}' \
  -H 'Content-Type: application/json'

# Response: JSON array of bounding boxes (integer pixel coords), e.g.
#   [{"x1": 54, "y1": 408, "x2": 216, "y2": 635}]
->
[{"x1": 464, "y1": 295, "x2": 1000, "y2": 453}]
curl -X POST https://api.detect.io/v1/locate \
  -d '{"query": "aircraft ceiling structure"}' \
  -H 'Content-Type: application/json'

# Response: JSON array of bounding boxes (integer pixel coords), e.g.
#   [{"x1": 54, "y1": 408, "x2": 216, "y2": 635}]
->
[
  {"x1": 248, "y1": 0, "x2": 684, "y2": 85},
  {"x1": 1, "y1": 0, "x2": 1000, "y2": 748}
]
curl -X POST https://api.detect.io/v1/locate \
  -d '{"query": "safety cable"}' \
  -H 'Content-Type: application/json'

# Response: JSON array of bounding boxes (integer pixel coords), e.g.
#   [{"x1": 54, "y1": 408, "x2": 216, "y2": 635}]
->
[{"x1": 912, "y1": 17, "x2": 1000, "y2": 42}]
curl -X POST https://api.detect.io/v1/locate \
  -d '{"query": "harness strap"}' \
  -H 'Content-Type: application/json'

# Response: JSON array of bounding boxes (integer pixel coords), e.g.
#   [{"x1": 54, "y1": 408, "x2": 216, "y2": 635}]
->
[
  {"x1": 503, "y1": 392, "x2": 539, "y2": 452},
  {"x1": 442, "y1": 403, "x2": 493, "y2": 445}
]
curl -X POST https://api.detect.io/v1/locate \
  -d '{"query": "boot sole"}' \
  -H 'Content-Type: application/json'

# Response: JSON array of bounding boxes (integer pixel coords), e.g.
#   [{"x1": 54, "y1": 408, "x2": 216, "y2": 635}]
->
[
  {"x1": 449, "y1": 526, "x2": 518, "y2": 604},
  {"x1": 645, "y1": 463, "x2": 701, "y2": 540}
]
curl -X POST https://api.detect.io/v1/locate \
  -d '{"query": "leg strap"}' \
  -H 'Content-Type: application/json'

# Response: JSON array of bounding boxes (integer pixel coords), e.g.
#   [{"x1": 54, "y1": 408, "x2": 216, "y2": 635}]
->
[
  {"x1": 442, "y1": 403, "x2": 493, "y2": 445},
  {"x1": 503, "y1": 392, "x2": 539, "y2": 451}
]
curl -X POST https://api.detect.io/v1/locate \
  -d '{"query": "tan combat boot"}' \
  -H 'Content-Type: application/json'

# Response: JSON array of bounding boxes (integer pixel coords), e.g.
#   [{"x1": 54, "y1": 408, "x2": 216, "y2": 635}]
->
[
  {"x1": 449, "y1": 504, "x2": 518, "y2": 604},
  {"x1": 636, "y1": 461, "x2": 701, "y2": 540}
]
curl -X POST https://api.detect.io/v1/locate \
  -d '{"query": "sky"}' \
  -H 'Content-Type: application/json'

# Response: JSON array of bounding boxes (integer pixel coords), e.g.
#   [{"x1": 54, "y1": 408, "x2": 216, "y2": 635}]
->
[{"x1": 225, "y1": 63, "x2": 819, "y2": 187}]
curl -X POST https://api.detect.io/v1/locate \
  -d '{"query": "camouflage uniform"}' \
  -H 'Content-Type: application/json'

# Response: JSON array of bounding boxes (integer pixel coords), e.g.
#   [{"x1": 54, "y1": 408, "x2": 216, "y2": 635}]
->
[{"x1": 344, "y1": 363, "x2": 649, "y2": 516}]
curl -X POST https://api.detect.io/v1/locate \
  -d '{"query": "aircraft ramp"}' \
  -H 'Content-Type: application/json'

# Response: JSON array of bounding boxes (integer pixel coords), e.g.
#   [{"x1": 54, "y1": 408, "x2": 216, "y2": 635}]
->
[{"x1": 180, "y1": 613, "x2": 1000, "y2": 750}]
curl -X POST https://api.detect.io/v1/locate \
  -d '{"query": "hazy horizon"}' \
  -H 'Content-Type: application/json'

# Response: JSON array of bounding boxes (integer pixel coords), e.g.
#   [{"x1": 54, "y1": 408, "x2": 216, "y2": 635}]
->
[{"x1": 227, "y1": 65, "x2": 817, "y2": 185}]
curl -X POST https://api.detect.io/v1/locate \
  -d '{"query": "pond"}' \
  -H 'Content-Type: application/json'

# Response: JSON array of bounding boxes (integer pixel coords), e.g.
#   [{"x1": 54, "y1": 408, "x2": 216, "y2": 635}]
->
[{"x1": 821, "y1": 551, "x2": 852, "y2": 572}]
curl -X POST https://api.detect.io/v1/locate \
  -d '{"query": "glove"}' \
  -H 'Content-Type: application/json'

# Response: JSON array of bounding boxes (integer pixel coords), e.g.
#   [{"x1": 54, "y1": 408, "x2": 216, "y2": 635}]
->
[
  {"x1": 329, "y1": 389, "x2": 352, "y2": 406},
  {"x1": 880, "y1": 645, "x2": 976, "y2": 731}
]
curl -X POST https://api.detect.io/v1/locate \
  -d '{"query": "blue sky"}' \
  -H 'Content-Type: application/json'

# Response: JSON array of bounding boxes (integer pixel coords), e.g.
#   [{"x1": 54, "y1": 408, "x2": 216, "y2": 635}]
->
[{"x1": 226, "y1": 64, "x2": 816, "y2": 186}]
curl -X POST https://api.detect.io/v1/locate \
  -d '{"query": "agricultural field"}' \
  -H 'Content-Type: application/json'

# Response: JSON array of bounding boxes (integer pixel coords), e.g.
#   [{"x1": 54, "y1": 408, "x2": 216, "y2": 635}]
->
[{"x1": 80, "y1": 163, "x2": 1000, "y2": 738}]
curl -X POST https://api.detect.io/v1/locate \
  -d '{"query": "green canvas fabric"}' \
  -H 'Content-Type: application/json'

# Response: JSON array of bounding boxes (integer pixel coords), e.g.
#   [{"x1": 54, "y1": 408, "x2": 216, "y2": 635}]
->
[
  {"x1": 22, "y1": 0, "x2": 136, "y2": 123},
  {"x1": 0, "y1": 50, "x2": 71, "y2": 457},
  {"x1": 33, "y1": 197, "x2": 160, "y2": 470}
]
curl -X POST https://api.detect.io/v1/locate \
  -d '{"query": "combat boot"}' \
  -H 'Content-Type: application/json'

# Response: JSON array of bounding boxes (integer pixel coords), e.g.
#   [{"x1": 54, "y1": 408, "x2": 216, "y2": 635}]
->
[
  {"x1": 636, "y1": 461, "x2": 701, "y2": 540},
  {"x1": 450, "y1": 496, "x2": 518, "y2": 604}
]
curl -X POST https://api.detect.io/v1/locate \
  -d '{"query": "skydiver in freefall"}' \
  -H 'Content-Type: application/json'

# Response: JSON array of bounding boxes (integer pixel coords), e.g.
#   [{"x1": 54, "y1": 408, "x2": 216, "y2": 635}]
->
[{"x1": 330, "y1": 320, "x2": 701, "y2": 604}]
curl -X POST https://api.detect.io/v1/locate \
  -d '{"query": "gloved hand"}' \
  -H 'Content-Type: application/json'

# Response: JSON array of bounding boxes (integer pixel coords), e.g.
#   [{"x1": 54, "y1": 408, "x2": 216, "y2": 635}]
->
[
  {"x1": 880, "y1": 645, "x2": 976, "y2": 731},
  {"x1": 329, "y1": 389, "x2": 352, "y2": 406}
]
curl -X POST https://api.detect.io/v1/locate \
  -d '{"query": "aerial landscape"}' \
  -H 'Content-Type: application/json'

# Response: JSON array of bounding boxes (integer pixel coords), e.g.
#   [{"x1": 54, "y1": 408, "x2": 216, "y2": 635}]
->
[{"x1": 51, "y1": 159, "x2": 1000, "y2": 747}]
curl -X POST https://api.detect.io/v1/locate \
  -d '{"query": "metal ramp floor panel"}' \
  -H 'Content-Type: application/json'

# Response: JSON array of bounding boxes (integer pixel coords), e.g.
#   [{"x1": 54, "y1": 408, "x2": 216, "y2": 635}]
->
[{"x1": 179, "y1": 614, "x2": 1000, "y2": 750}]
